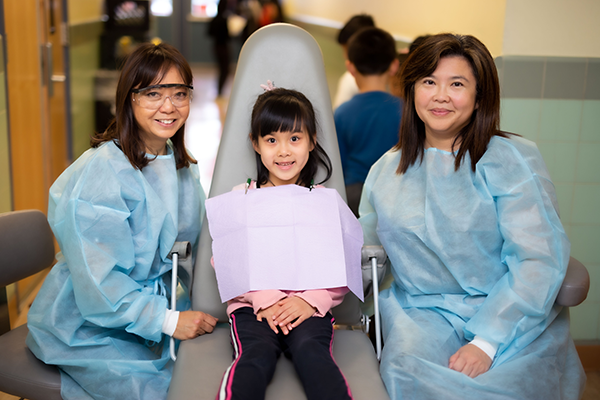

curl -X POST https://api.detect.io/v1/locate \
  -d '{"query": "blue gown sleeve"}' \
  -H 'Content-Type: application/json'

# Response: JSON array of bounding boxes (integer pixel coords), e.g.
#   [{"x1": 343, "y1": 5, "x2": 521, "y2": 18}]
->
[
  {"x1": 463, "y1": 138, "x2": 569, "y2": 353},
  {"x1": 358, "y1": 177, "x2": 381, "y2": 246},
  {"x1": 357, "y1": 152, "x2": 396, "y2": 315},
  {"x1": 49, "y1": 154, "x2": 174, "y2": 343},
  {"x1": 358, "y1": 151, "x2": 392, "y2": 246}
]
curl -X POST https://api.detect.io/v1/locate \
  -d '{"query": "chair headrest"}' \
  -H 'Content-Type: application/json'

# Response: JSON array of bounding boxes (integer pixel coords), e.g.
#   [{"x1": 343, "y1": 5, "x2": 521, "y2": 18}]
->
[{"x1": 209, "y1": 23, "x2": 346, "y2": 199}]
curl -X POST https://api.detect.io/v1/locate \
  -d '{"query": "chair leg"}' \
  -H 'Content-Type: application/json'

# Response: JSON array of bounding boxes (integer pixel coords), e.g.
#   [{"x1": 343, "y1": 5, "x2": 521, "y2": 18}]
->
[{"x1": 371, "y1": 257, "x2": 382, "y2": 360}]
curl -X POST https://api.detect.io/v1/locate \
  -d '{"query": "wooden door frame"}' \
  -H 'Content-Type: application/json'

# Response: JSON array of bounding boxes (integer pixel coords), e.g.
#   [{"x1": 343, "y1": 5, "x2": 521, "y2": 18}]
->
[
  {"x1": 59, "y1": 0, "x2": 72, "y2": 161},
  {"x1": 4, "y1": 0, "x2": 48, "y2": 212},
  {"x1": 43, "y1": 0, "x2": 70, "y2": 177},
  {"x1": 2, "y1": 0, "x2": 68, "y2": 328},
  {"x1": 4, "y1": 0, "x2": 70, "y2": 212},
  {"x1": 0, "y1": 0, "x2": 12, "y2": 212}
]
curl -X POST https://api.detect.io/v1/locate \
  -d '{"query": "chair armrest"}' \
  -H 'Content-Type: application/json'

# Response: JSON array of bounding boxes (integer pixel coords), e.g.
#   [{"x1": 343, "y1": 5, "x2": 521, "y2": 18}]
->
[
  {"x1": 361, "y1": 246, "x2": 386, "y2": 264},
  {"x1": 168, "y1": 241, "x2": 192, "y2": 361},
  {"x1": 168, "y1": 241, "x2": 193, "y2": 290},
  {"x1": 361, "y1": 246, "x2": 387, "y2": 298},
  {"x1": 556, "y1": 257, "x2": 590, "y2": 307},
  {"x1": 361, "y1": 245, "x2": 386, "y2": 361}
]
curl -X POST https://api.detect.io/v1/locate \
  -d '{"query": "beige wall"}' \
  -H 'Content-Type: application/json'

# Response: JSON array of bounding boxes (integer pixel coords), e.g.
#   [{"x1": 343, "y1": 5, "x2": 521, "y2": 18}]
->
[
  {"x1": 68, "y1": 0, "x2": 104, "y2": 24},
  {"x1": 282, "y1": 0, "x2": 506, "y2": 57},
  {"x1": 503, "y1": 0, "x2": 600, "y2": 57}
]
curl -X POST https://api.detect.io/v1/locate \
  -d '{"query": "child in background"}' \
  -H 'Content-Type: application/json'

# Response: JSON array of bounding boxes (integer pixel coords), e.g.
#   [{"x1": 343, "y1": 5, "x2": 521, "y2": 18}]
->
[
  {"x1": 215, "y1": 86, "x2": 353, "y2": 400},
  {"x1": 208, "y1": 0, "x2": 231, "y2": 97},
  {"x1": 332, "y1": 14, "x2": 376, "y2": 110},
  {"x1": 334, "y1": 27, "x2": 402, "y2": 217}
]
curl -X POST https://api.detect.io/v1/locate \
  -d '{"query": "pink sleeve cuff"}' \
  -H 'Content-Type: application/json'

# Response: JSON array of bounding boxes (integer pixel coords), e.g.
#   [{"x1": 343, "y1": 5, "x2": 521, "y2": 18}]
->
[
  {"x1": 293, "y1": 287, "x2": 349, "y2": 316},
  {"x1": 237, "y1": 290, "x2": 288, "y2": 314}
]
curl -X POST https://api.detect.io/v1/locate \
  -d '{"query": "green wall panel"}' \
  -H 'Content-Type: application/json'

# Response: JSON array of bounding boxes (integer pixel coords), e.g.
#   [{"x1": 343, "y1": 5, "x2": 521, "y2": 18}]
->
[
  {"x1": 500, "y1": 56, "x2": 600, "y2": 341},
  {"x1": 69, "y1": 20, "x2": 102, "y2": 159}
]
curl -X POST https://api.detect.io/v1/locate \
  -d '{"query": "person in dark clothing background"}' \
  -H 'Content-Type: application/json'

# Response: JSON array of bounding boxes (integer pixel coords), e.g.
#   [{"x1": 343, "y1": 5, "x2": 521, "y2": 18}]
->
[{"x1": 208, "y1": 0, "x2": 231, "y2": 97}]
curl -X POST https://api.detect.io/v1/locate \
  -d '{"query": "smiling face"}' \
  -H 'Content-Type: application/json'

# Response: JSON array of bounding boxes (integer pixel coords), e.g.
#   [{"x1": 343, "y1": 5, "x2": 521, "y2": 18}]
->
[
  {"x1": 132, "y1": 66, "x2": 190, "y2": 155},
  {"x1": 414, "y1": 56, "x2": 478, "y2": 150},
  {"x1": 252, "y1": 126, "x2": 315, "y2": 187}
]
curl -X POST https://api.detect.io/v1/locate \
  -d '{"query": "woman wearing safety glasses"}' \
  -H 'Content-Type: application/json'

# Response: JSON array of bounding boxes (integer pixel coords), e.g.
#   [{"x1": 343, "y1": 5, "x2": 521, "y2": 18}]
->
[{"x1": 26, "y1": 42, "x2": 217, "y2": 400}]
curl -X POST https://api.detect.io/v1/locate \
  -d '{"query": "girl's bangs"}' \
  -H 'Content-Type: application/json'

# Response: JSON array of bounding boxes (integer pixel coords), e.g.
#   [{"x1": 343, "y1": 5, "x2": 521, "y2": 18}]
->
[{"x1": 259, "y1": 103, "x2": 305, "y2": 136}]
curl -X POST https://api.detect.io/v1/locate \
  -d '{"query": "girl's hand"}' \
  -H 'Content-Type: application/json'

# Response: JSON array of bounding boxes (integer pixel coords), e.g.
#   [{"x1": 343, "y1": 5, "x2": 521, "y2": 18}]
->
[
  {"x1": 256, "y1": 303, "x2": 281, "y2": 334},
  {"x1": 448, "y1": 344, "x2": 492, "y2": 378},
  {"x1": 273, "y1": 297, "x2": 316, "y2": 335},
  {"x1": 173, "y1": 311, "x2": 217, "y2": 340}
]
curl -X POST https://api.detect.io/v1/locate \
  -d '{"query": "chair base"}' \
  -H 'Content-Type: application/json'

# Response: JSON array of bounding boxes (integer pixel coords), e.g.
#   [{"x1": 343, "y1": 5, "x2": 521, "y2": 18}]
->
[
  {"x1": 168, "y1": 324, "x2": 389, "y2": 400},
  {"x1": 0, "y1": 324, "x2": 62, "y2": 400}
]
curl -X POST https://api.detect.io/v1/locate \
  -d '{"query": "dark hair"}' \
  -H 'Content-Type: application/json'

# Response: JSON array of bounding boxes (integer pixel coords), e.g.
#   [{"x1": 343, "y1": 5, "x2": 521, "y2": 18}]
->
[
  {"x1": 347, "y1": 27, "x2": 397, "y2": 76},
  {"x1": 395, "y1": 33, "x2": 509, "y2": 174},
  {"x1": 250, "y1": 88, "x2": 332, "y2": 188},
  {"x1": 91, "y1": 42, "x2": 196, "y2": 170},
  {"x1": 408, "y1": 34, "x2": 432, "y2": 54},
  {"x1": 337, "y1": 14, "x2": 375, "y2": 45},
  {"x1": 217, "y1": 0, "x2": 227, "y2": 15}
]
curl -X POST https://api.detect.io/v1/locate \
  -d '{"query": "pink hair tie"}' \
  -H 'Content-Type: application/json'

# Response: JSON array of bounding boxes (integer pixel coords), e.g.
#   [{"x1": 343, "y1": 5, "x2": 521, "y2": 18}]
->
[{"x1": 260, "y1": 80, "x2": 276, "y2": 91}]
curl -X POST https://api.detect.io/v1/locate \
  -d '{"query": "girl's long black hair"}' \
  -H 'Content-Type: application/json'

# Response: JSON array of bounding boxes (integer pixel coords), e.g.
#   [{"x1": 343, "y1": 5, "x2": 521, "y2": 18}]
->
[{"x1": 249, "y1": 88, "x2": 332, "y2": 188}]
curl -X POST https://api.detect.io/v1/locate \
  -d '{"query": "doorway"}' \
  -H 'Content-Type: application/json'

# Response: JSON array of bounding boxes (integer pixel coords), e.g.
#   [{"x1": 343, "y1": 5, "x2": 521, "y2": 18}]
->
[{"x1": 2, "y1": 0, "x2": 70, "y2": 327}]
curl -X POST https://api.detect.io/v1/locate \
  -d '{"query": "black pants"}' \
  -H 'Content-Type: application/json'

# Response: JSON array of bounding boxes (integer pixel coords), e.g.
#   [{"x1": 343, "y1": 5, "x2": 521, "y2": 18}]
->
[{"x1": 216, "y1": 307, "x2": 353, "y2": 400}]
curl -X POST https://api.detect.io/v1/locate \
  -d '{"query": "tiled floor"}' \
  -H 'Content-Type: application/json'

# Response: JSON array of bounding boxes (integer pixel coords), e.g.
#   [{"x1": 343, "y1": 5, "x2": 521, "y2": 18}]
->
[
  {"x1": 584, "y1": 371, "x2": 600, "y2": 399},
  {"x1": 1, "y1": 65, "x2": 599, "y2": 400}
]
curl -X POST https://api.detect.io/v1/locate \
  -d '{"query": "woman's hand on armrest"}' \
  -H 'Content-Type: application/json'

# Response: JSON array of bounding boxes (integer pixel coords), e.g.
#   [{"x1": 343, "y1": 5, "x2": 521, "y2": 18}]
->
[
  {"x1": 448, "y1": 344, "x2": 492, "y2": 378},
  {"x1": 172, "y1": 310, "x2": 218, "y2": 340}
]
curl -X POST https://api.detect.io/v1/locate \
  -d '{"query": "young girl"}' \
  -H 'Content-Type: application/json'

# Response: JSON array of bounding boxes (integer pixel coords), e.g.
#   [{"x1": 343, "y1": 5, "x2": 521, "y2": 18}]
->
[{"x1": 216, "y1": 87, "x2": 354, "y2": 400}]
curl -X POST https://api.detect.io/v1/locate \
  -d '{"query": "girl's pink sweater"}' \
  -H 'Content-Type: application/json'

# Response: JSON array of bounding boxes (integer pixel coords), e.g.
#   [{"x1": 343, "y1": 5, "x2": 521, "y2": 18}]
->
[{"x1": 223, "y1": 181, "x2": 349, "y2": 317}]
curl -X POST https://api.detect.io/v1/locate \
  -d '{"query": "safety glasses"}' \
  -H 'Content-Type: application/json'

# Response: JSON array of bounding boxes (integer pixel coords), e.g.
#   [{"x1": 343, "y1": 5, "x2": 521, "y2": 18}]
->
[{"x1": 131, "y1": 83, "x2": 194, "y2": 110}]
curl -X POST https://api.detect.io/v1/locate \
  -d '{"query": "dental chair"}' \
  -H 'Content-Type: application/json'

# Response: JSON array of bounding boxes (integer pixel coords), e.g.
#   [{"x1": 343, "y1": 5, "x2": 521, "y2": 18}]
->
[
  {"x1": 0, "y1": 210, "x2": 62, "y2": 400},
  {"x1": 168, "y1": 23, "x2": 390, "y2": 400},
  {"x1": 0, "y1": 209, "x2": 195, "y2": 400},
  {"x1": 557, "y1": 257, "x2": 590, "y2": 307}
]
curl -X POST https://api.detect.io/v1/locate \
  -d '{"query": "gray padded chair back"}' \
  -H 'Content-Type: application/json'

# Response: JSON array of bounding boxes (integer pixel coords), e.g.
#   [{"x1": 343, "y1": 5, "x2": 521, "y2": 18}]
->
[
  {"x1": 192, "y1": 23, "x2": 361, "y2": 325},
  {"x1": 557, "y1": 257, "x2": 590, "y2": 307},
  {"x1": 0, "y1": 210, "x2": 62, "y2": 400},
  {"x1": 0, "y1": 210, "x2": 55, "y2": 288}
]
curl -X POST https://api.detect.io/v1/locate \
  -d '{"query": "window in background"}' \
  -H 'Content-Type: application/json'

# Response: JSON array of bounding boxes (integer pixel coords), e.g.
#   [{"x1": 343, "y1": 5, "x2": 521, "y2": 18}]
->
[
  {"x1": 151, "y1": 0, "x2": 173, "y2": 16},
  {"x1": 191, "y1": 0, "x2": 218, "y2": 18}
]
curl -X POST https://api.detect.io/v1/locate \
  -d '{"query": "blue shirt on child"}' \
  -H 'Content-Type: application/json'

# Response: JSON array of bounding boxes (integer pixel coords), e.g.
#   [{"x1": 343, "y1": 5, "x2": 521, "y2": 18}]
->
[{"x1": 334, "y1": 91, "x2": 402, "y2": 186}]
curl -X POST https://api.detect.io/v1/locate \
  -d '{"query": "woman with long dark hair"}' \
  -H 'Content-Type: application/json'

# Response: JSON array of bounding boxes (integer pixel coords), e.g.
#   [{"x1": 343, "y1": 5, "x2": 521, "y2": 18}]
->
[
  {"x1": 27, "y1": 42, "x2": 217, "y2": 400},
  {"x1": 360, "y1": 33, "x2": 585, "y2": 399}
]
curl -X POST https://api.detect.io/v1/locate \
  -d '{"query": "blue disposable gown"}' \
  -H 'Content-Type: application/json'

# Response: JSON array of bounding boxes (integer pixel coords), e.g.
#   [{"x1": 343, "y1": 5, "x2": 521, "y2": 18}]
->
[
  {"x1": 360, "y1": 136, "x2": 585, "y2": 399},
  {"x1": 26, "y1": 140, "x2": 205, "y2": 400}
]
